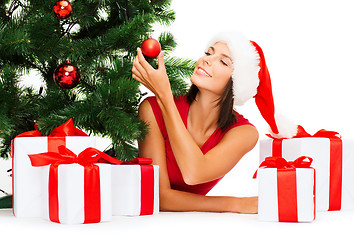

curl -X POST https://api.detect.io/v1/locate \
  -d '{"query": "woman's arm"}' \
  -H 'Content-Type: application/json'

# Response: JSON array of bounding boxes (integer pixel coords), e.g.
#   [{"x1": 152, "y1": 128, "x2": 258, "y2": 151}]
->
[
  {"x1": 158, "y1": 95, "x2": 258, "y2": 185},
  {"x1": 133, "y1": 49, "x2": 258, "y2": 185},
  {"x1": 138, "y1": 99, "x2": 257, "y2": 213}
]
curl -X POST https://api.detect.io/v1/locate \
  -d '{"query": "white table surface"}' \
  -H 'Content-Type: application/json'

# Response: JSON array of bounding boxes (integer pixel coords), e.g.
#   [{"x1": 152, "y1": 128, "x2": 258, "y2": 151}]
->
[{"x1": 1, "y1": 209, "x2": 352, "y2": 240}]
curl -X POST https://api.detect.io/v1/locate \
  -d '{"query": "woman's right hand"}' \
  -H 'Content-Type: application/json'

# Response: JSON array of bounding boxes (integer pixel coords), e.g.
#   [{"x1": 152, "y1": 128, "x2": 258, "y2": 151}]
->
[
  {"x1": 231, "y1": 196, "x2": 258, "y2": 214},
  {"x1": 132, "y1": 48, "x2": 172, "y2": 102}
]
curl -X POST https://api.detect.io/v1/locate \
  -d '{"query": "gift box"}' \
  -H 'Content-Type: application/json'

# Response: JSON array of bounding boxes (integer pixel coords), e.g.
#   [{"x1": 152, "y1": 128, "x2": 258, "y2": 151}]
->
[
  {"x1": 40, "y1": 163, "x2": 111, "y2": 224},
  {"x1": 112, "y1": 158, "x2": 159, "y2": 216},
  {"x1": 260, "y1": 126, "x2": 354, "y2": 211},
  {"x1": 29, "y1": 146, "x2": 121, "y2": 224},
  {"x1": 12, "y1": 119, "x2": 95, "y2": 218},
  {"x1": 256, "y1": 156, "x2": 316, "y2": 222}
]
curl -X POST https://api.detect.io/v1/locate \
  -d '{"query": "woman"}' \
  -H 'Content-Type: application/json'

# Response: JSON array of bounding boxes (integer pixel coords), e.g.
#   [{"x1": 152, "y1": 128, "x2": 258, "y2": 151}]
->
[{"x1": 132, "y1": 32, "x2": 292, "y2": 214}]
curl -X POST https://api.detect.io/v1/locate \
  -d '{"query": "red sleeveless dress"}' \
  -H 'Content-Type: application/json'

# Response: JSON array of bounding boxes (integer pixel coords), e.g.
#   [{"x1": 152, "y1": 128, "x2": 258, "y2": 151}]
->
[{"x1": 146, "y1": 96, "x2": 253, "y2": 195}]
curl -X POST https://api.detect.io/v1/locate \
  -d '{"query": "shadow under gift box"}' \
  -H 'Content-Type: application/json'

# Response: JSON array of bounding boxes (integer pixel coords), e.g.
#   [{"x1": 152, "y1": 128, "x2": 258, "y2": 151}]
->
[{"x1": 12, "y1": 136, "x2": 96, "y2": 218}]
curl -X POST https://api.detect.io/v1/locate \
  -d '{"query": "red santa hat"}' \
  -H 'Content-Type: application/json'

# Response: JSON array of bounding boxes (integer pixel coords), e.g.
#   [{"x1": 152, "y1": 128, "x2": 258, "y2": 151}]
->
[{"x1": 207, "y1": 31, "x2": 298, "y2": 138}]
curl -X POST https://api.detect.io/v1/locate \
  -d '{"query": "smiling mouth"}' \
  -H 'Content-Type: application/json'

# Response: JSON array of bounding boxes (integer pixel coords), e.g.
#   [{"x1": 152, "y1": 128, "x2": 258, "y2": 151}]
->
[{"x1": 197, "y1": 67, "x2": 211, "y2": 77}]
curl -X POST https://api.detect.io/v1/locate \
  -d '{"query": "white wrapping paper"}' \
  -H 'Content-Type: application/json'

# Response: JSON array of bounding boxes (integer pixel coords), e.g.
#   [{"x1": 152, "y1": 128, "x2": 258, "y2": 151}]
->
[
  {"x1": 260, "y1": 138, "x2": 354, "y2": 211},
  {"x1": 41, "y1": 163, "x2": 111, "y2": 224},
  {"x1": 12, "y1": 136, "x2": 95, "y2": 218},
  {"x1": 258, "y1": 167, "x2": 315, "y2": 222},
  {"x1": 112, "y1": 165, "x2": 159, "y2": 216}
]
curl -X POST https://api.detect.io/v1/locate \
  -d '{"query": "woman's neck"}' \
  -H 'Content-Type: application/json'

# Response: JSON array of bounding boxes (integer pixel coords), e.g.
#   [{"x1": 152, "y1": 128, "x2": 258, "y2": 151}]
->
[{"x1": 188, "y1": 91, "x2": 220, "y2": 135}]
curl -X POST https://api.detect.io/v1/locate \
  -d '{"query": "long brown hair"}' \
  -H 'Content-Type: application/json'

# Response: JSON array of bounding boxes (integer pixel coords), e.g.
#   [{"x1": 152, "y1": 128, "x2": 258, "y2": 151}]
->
[{"x1": 186, "y1": 79, "x2": 236, "y2": 131}]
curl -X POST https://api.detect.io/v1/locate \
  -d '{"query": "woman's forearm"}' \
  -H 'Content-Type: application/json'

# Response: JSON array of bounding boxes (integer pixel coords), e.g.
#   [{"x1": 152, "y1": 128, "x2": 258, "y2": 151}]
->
[
  {"x1": 156, "y1": 94, "x2": 206, "y2": 184},
  {"x1": 160, "y1": 188, "x2": 257, "y2": 214}
]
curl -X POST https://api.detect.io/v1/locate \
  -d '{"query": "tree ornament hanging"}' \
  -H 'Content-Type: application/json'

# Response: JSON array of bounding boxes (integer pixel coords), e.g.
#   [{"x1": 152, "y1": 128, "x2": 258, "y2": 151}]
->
[
  {"x1": 53, "y1": 0, "x2": 73, "y2": 20},
  {"x1": 53, "y1": 61, "x2": 81, "y2": 89},
  {"x1": 141, "y1": 38, "x2": 161, "y2": 58}
]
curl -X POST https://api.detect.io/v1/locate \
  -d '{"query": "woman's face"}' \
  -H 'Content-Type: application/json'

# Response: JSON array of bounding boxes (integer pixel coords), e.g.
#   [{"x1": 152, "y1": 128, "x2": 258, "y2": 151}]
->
[{"x1": 190, "y1": 42, "x2": 233, "y2": 96}]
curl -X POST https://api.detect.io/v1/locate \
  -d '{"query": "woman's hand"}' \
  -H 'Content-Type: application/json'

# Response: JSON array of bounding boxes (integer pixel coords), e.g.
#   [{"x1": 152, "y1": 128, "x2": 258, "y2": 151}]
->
[
  {"x1": 132, "y1": 48, "x2": 172, "y2": 101},
  {"x1": 229, "y1": 196, "x2": 258, "y2": 214}
]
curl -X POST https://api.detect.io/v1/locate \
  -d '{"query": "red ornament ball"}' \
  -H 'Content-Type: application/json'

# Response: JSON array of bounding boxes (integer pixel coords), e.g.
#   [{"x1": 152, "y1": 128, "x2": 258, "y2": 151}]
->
[
  {"x1": 141, "y1": 38, "x2": 161, "y2": 58},
  {"x1": 53, "y1": 61, "x2": 81, "y2": 89},
  {"x1": 53, "y1": 0, "x2": 73, "y2": 19}
]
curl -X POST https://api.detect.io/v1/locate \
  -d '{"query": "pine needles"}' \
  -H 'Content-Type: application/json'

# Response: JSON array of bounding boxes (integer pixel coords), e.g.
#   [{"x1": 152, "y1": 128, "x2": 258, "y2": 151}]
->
[{"x1": 0, "y1": 0, "x2": 195, "y2": 160}]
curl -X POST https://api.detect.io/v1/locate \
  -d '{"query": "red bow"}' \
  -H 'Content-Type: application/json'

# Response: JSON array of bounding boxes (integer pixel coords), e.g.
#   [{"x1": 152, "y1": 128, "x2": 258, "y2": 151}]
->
[
  {"x1": 28, "y1": 146, "x2": 123, "y2": 224},
  {"x1": 267, "y1": 125, "x2": 343, "y2": 211},
  {"x1": 28, "y1": 145, "x2": 123, "y2": 167},
  {"x1": 253, "y1": 156, "x2": 313, "y2": 178},
  {"x1": 16, "y1": 118, "x2": 87, "y2": 138},
  {"x1": 267, "y1": 125, "x2": 341, "y2": 140}
]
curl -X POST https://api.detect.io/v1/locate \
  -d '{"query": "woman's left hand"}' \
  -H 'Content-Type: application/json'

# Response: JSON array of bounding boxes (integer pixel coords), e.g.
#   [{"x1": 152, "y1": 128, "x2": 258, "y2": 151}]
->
[{"x1": 132, "y1": 48, "x2": 172, "y2": 101}]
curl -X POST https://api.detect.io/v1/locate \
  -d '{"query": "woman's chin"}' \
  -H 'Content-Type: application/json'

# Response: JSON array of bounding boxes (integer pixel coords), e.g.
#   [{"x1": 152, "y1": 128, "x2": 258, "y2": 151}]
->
[{"x1": 191, "y1": 74, "x2": 209, "y2": 86}]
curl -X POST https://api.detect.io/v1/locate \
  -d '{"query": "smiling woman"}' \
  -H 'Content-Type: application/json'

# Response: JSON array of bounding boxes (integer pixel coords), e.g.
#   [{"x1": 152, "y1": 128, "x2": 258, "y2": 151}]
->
[
  {"x1": 190, "y1": 43, "x2": 234, "y2": 96},
  {"x1": 131, "y1": 31, "x2": 293, "y2": 213},
  {"x1": 186, "y1": 43, "x2": 236, "y2": 132}
]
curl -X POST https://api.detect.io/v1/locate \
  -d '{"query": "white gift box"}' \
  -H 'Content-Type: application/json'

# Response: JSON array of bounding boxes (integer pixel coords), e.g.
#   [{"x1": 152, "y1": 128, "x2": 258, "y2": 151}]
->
[
  {"x1": 260, "y1": 138, "x2": 354, "y2": 211},
  {"x1": 112, "y1": 165, "x2": 159, "y2": 216},
  {"x1": 41, "y1": 163, "x2": 111, "y2": 224},
  {"x1": 12, "y1": 136, "x2": 95, "y2": 218},
  {"x1": 258, "y1": 167, "x2": 315, "y2": 222}
]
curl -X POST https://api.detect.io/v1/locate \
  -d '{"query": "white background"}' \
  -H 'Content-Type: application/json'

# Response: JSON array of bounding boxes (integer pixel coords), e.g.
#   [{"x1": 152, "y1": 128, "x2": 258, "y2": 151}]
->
[
  {"x1": 1, "y1": 0, "x2": 354, "y2": 238},
  {"x1": 153, "y1": 0, "x2": 354, "y2": 197}
]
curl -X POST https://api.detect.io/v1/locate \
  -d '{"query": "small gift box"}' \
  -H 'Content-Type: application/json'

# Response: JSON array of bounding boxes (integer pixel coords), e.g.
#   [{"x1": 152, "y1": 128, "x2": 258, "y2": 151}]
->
[
  {"x1": 111, "y1": 158, "x2": 159, "y2": 216},
  {"x1": 29, "y1": 146, "x2": 121, "y2": 224},
  {"x1": 260, "y1": 126, "x2": 354, "y2": 211},
  {"x1": 256, "y1": 156, "x2": 316, "y2": 222},
  {"x1": 12, "y1": 119, "x2": 95, "y2": 218}
]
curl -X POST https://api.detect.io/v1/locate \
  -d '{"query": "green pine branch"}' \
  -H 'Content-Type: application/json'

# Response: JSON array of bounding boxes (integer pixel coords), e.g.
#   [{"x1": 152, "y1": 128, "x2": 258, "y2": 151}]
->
[{"x1": 0, "y1": 0, "x2": 195, "y2": 160}]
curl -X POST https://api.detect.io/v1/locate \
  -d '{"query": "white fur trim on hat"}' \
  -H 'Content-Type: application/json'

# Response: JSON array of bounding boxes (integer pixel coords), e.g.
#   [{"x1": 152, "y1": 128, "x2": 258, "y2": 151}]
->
[
  {"x1": 268, "y1": 113, "x2": 298, "y2": 139},
  {"x1": 207, "y1": 32, "x2": 260, "y2": 106}
]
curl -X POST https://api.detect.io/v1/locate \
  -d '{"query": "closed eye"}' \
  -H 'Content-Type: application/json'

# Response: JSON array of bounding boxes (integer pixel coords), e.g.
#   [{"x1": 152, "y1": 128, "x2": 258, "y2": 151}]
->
[{"x1": 221, "y1": 60, "x2": 228, "y2": 66}]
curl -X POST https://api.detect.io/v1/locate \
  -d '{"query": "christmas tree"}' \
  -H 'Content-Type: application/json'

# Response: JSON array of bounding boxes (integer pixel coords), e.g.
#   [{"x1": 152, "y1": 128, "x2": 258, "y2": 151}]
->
[{"x1": 0, "y1": 0, "x2": 195, "y2": 161}]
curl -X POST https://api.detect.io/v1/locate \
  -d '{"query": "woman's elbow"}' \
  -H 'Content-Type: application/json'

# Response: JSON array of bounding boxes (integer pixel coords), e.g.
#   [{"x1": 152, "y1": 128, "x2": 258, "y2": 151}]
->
[
  {"x1": 159, "y1": 187, "x2": 174, "y2": 211},
  {"x1": 181, "y1": 170, "x2": 205, "y2": 186}
]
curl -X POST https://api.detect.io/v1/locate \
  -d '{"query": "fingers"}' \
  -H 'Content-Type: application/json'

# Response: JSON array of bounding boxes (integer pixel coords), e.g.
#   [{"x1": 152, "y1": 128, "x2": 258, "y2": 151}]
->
[
  {"x1": 132, "y1": 56, "x2": 146, "y2": 80},
  {"x1": 132, "y1": 57, "x2": 153, "y2": 91},
  {"x1": 136, "y1": 47, "x2": 154, "y2": 71},
  {"x1": 132, "y1": 48, "x2": 167, "y2": 96},
  {"x1": 157, "y1": 51, "x2": 165, "y2": 71},
  {"x1": 132, "y1": 72, "x2": 155, "y2": 93}
]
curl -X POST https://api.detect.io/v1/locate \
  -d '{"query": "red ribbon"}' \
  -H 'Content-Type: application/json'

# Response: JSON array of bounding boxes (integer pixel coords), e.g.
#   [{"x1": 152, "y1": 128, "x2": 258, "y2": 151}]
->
[
  {"x1": 11, "y1": 118, "x2": 88, "y2": 216},
  {"x1": 121, "y1": 158, "x2": 155, "y2": 215},
  {"x1": 12, "y1": 118, "x2": 87, "y2": 157},
  {"x1": 29, "y1": 146, "x2": 121, "y2": 223},
  {"x1": 277, "y1": 168, "x2": 298, "y2": 222},
  {"x1": 255, "y1": 156, "x2": 314, "y2": 222},
  {"x1": 254, "y1": 156, "x2": 313, "y2": 178},
  {"x1": 29, "y1": 145, "x2": 155, "y2": 219},
  {"x1": 268, "y1": 125, "x2": 342, "y2": 211},
  {"x1": 99, "y1": 155, "x2": 155, "y2": 215}
]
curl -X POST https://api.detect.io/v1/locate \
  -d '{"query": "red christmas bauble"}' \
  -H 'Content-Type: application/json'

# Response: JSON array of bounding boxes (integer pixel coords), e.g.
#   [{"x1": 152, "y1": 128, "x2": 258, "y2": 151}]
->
[
  {"x1": 53, "y1": 0, "x2": 73, "y2": 19},
  {"x1": 53, "y1": 61, "x2": 81, "y2": 89},
  {"x1": 141, "y1": 38, "x2": 161, "y2": 58}
]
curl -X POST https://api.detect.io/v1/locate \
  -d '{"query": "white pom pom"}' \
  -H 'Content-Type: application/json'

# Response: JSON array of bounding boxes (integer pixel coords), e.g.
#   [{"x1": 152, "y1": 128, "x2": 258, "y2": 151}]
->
[{"x1": 269, "y1": 113, "x2": 298, "y2": 139}]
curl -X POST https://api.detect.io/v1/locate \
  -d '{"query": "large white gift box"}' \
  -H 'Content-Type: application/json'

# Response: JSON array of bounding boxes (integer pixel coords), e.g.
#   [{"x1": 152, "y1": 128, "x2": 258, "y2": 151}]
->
[
  {"x1": 12, "y1": 136, "x2": 95, "y2": 218},
  {"x1": 260, "y1": 136, "x2": 354, "y2": 211},
  {"x1": 112, "y1": 164, "x2": 159, "y2": 216}
]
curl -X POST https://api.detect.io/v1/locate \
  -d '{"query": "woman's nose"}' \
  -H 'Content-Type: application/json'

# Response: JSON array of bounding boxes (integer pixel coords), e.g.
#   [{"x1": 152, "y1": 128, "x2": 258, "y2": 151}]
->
[{"x1": 204, "y1": 55, "x2": 213, "y2": 66}]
